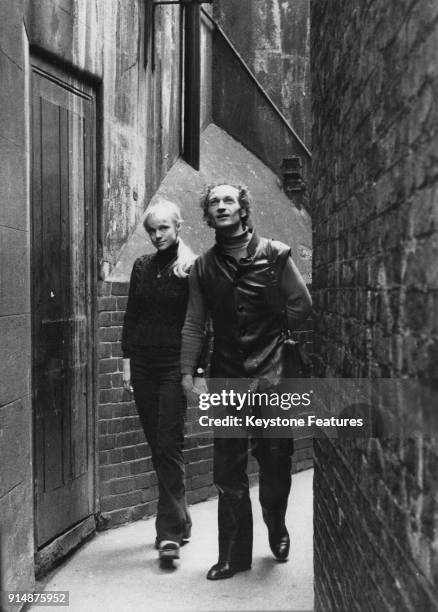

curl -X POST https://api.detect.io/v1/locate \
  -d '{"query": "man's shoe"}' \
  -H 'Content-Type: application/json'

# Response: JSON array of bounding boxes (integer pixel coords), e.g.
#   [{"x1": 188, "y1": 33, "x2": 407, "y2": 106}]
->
[
  {"x1": 269, "y1": 530, "x2": 290, "y2": 561},
  {"x1": 206, "y1": 561, "x2": 251, "y2": 580},
  {"x1": 158, "y1": 540, "x2": 180, "y2": 560}
]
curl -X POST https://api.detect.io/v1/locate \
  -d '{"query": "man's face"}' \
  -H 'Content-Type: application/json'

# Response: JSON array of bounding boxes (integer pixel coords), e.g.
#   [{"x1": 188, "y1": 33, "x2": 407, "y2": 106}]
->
[{"x1": 206, "y1": 185, "x2": 245, "y2": 231}]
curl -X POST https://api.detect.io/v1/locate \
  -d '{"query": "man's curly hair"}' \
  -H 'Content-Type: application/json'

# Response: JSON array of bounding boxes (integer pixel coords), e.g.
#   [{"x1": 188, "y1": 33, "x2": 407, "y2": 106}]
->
[{"x1": 200, "y1": 183, "x2": 253, "y2": 228}]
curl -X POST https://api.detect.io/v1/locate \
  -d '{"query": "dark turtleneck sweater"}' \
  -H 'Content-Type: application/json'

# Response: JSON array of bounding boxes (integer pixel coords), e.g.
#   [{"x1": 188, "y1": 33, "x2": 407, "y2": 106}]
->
[
  {"x1": 214, "y1": 228, "x2": 251, "y2": 261},
  {"x1": 122, "y1": 241, "x2": 189, "y2": 357}
]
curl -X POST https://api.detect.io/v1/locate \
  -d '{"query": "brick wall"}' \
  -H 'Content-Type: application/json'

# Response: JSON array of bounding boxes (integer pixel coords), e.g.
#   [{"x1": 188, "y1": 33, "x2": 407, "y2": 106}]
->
[
  {"x1": 311, "y1": 0, "x2": 438, "y2": 610},
  {"x1": 292, "y1": 313, "x2": 314, "y2": 473},
  {"x1": 97, "y1": 281, "x2": 313, "y2": 527}
]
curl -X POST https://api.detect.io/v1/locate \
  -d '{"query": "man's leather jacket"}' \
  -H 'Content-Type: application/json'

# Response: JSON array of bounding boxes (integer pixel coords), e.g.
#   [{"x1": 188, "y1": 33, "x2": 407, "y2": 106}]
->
[{"x1": 194, "y1": 230, "x2": 310, "y2": 386}]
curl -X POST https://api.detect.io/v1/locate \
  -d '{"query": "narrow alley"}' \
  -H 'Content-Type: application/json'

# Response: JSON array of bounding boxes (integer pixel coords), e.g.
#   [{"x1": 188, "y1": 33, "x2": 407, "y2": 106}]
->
[{"x1": 1, "y1": 1, "x2": 438, "y2": 611}]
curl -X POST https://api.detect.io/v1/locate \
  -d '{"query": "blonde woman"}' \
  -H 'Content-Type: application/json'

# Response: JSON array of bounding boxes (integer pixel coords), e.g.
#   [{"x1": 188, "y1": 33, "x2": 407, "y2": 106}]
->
[{"x1": 122, "y1": 200, "x2": 200, "y2": 564}]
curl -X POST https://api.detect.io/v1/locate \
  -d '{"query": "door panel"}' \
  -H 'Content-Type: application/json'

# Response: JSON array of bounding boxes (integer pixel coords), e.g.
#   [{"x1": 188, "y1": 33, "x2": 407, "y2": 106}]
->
[{"x1": 32, "y1": 65, "x2": 95, "y2": 548}]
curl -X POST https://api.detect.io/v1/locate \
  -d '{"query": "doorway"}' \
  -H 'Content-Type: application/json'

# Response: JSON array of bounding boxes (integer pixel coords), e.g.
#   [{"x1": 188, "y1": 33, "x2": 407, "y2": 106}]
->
[{"x1": 31, "y1": 59, "x2": 96, "y2": 555}]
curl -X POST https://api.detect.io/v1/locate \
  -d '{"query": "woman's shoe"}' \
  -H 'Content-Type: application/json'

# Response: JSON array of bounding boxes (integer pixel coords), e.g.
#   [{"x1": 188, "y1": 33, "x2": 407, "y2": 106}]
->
[
  {"x1": 158, "y1": 540, "x2": 180, "y2": 560},
  {"x1": 156, "y1": 536, "x2": 190, "y2": 548}
]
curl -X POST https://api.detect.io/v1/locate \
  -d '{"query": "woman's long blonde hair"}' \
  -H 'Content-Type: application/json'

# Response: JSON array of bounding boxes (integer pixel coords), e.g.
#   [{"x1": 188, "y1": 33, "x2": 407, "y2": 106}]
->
[{"x1": 143, "y1": 200, "x2": 197, "y2": 278}]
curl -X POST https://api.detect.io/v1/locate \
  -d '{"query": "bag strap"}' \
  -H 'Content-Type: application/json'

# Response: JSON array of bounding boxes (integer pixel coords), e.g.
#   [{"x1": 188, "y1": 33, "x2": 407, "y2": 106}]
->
[{"x1": 267, "y1": 239, "x2": 293, "y2": 341}]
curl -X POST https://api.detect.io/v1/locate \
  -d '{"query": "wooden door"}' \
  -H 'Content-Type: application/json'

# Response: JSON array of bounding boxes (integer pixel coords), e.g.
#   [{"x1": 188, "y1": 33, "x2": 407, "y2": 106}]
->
[{"x1": 32, "y1": 63, "x2": 95, "y2": 548}]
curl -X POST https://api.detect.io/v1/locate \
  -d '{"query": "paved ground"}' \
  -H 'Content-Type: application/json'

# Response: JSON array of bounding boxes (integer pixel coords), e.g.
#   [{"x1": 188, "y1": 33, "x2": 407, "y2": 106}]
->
[{"x1": 33, "y1": 469, "x2": 313, "y2": 612}]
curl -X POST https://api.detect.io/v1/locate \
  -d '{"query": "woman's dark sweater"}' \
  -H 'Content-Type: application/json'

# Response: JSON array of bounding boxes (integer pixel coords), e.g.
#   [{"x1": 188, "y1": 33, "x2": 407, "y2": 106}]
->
[{"x1": 122, "y1": 242, "x2": 189, "y2": 358}]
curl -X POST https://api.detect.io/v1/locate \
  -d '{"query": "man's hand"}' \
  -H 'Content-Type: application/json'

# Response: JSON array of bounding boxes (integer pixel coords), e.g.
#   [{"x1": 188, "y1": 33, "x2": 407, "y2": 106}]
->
[{"x1": 123, "y1": 358, "x2": 134, "y2": 394}]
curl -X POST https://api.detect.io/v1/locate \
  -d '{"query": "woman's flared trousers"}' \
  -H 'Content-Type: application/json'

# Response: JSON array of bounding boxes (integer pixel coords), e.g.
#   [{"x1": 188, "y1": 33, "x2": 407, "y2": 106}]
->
[{"x1": 131, "y1": 348, "x2": 191, "y2": 544}]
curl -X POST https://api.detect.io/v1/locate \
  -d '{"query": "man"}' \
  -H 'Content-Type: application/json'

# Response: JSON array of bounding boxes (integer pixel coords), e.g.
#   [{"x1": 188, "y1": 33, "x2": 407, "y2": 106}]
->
[{"x1": 181, "y1": 183, "x2": 312, "y2": 580}]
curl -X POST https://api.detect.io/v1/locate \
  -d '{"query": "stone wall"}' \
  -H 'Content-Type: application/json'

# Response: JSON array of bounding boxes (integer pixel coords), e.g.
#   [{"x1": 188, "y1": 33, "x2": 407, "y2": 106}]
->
[
  {"x1": 0, "y1": 1, "x2": 34, "y2": 597},
  {"x1": 311, "y1": 0, "x2": 438, "y2": 610}
]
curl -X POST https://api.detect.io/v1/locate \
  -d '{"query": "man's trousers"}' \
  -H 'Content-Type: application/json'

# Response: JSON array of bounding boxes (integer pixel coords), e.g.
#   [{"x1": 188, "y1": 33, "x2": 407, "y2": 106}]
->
[
  {"x1": 131, "y1": 348, "x2": 191, "y2": 544},
  {"x1": 213, "y1": 436, "x2": 294, "y2": 566}
]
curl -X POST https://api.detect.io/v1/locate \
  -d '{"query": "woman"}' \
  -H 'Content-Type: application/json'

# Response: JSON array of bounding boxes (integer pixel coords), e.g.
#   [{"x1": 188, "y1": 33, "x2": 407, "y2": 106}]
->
[{"x1": 122, "y1": 200, "x2": 201, "y2": 563}]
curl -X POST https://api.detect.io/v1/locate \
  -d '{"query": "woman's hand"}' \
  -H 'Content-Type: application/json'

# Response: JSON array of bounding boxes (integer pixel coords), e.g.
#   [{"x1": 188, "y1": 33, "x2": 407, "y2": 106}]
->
[
  {"x1": 123, "y1": 358, "x2": 133, "y2": 393},
  {"x1": 182, "y1": 374, "x2": 208, "y2": 405},
  {"x1": 181, "y1": 374, "x2": 194, "y2": 398}
]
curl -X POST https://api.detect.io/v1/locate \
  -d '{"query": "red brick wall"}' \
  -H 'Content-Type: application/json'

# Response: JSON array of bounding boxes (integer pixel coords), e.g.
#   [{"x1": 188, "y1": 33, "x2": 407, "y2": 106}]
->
[
  {"x1": 311, "y1": 0, "x2": 438, "y2": 610},
  {"x1": 97, "y1": 280, "x2": 313, "y2": 527}
]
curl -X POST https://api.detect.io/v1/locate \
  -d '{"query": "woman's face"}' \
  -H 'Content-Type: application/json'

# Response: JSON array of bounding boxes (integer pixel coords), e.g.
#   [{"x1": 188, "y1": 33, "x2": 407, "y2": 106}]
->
[{"x1": 145, "y1": 213, "x2": 180, "y2": 251}]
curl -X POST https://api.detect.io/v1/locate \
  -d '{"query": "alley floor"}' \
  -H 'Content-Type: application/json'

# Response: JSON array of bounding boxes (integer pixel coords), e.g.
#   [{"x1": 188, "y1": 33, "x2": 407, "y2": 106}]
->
[{"x1": 33, "y1": 469, "x2": 313, "y2": 612}]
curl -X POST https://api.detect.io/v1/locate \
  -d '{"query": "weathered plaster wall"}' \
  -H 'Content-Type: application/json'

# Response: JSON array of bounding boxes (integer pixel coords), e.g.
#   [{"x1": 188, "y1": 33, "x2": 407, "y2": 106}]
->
[
  {"x1": 311, "y1": 0, "x2": 438, "y2": 610},
  {"x1": 213, "y1": 0, "x2": 311, "y2": 147}
]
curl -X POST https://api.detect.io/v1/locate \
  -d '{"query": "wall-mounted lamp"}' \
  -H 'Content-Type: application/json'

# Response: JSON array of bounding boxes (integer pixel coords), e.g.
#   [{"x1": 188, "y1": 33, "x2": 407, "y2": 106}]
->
[
  {"x1": 281, "y1": 156, "x2": 305, "y2": 192},
  {"x1": 281, "y1": 156, "x2": 306, "y2": 209}
]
